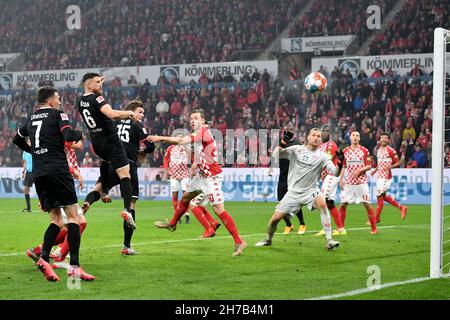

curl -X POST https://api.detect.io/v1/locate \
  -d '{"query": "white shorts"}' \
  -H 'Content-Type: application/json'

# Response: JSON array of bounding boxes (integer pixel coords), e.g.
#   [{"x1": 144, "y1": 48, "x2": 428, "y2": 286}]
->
[
  {"x1": 187, "y1": 173, "x2": 224, "y2": 205},
  {"x1": 321, "y1": 175, "x2": 339, "y2": 201},
  {"x1": 276, "y1": 189, "x2": 321, "y2": 217},
  {"x1": 376, "y1": 178, "x2": 392, "y2": 196},
  {"x1": 190, "y1": 193, "x2": 209, "y2": 207},
  {"x1": 170, "y1": 177, "x2": 190, "y2": 193},
  {"x1": 341, "y1": 184, "x2": 371, "y2": 204}
]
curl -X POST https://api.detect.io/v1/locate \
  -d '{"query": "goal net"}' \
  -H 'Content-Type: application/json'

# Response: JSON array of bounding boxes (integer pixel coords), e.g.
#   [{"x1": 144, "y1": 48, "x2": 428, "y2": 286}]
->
[{"x1": 431, "y1": 27, "x2": 450, "y2": 278}]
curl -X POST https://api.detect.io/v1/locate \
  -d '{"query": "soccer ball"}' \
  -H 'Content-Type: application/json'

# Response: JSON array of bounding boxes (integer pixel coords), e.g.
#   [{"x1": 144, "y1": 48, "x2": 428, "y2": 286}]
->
[{"x1": 304, "y1": 72, "x2": 327, "y2": 94}]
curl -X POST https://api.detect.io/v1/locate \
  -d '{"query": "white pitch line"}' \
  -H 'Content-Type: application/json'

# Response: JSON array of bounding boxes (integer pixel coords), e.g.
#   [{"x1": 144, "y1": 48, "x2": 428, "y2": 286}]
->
[
  {"x1": 305, "y1": 275, "x2": 450, "y2": 300},
  {"x1": 0, "y1": 224, "x2": 422, "y2": 257}
]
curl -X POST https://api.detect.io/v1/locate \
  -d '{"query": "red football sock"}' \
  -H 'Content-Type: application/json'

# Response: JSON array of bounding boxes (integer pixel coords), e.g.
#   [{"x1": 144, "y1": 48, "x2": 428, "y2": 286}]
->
[
  {"x1": 329, "y1": 207, "x2": 344, "y2": 229},
  {"x1": 32, "y1": 244, "x2": 42, "y2": 255},
  {"x1": 191, "y1": 207, "x2": 213, "y2": 231},
  {"x1": 169, "y1": 200, "x2": 190, "y2": 225},
  {"x1": 172, "y1": 198, "x2": 179, "y2": 211},
  {"x1": 376, "y1": 197, "x2": 384, "y2": 221},
  {"x1": 366, "y1": 207, "x2": 377, "y2": 231},
  {"x1": 199, "y1": 206, "x2": 219, "y2": 227},
  {"x1": 339, "y1": 206, "x2": 347, "y2": 226},
  {"x1": 384, "y1": 195, "x2": 401, "y2": 209},
  {"x1": 54, "y1": 228, "x2": 68, "y2": 245},
  {"x1": 58, "y1": 222, "x2": 87, "y2": 261},
  {"x1": 217, "y1": 211, "x2": 242, "y2": 245}
]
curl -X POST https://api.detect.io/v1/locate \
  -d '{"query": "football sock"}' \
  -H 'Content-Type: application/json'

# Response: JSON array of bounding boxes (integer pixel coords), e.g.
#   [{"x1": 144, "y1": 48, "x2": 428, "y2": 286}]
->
[
  {"x1": 32, "y1": 244, "x2": 42, "y2": 255},
  {"x1": 59, "y1": 221, "x2": 87, "y2": 261},
  {"x1": 119, "y1": 177, "x2": 132, "y2": 212},
  {"x1": 376, "y1": 197, "x2": 384, "y2": 221},
  {"x1": 329, "y1": 207, "x2": 344, "y2": 229},
  {"x1": 296, "y1": 209, "x2": 305, "y2": 225},
  {"x1": 85, "y1": 191, "x2": 101, "y2": 205},
  {"x1": 218, "y1": 211, "x2": 242, "y2": 245},
  {"x1": 283, "y1": 216, "x2": 292, "y2": 227},
  {"x1": 366, "y1": 207, "x2": 377, "y2": 232},
  {"x1": 25, "y1": 194, "x2": 31, "y2": 210},
  {"x1": 384, "y1": 195, "x2": 401, "y2": 209},
  {"x1": 172, "y1": 195, "x2": 179, "y2": 211},
  {"x1": 320, "y1": 208, "x2": 332, "y2": 241},
  {"x1": 67, "y1": 223, "x2": 80, "y2": 267},
  {"x1": 191, "y1": 207, "x2": 213, "y2": 231},
  {"x1": 54, "y1": 228, "x2": 68, "y2": 245},
  {"x1": 41, "y1": 223, "x2": 61, "y2": 262},
  {"x1": 123, "y1": 209, "x2": 135, "y2": 248},
  {"x1": 199, "y1": 206, "x2": 218, "y2": 226},
  {"x1": 339, "y1": 206, "x2": 347, "y2": 226},
  {"x1": 170, "y1": 200, "x2": 190, "y2": 225}
]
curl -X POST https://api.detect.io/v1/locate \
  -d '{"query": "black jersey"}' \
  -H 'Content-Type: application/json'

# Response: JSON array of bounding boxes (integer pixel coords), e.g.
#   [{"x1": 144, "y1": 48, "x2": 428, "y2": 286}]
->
[
  {"x1": 17, "y1": 107, "x2": 79, "y2": 177},
  {"x1": 116, "y1": 119, "x2": 149, "y2": 163},
  {"x1": 77, "y1": 93, "x2": 118, "y2": 141}
]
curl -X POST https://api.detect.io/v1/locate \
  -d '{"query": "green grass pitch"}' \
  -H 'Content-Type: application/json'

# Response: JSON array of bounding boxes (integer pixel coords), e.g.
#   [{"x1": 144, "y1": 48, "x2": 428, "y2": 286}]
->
[{"x1": 0, "y1": 198, "x2": 449, "y2": 300}]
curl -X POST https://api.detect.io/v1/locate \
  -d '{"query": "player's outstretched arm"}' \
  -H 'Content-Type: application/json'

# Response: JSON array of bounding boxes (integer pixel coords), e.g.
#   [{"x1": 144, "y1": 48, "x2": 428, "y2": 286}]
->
[
  {"x1": 148, "y1": 135, "x2": 192, "y2": 145},
  {"x1": 100, "y1": 104, "x2": 136, "y2": 121}
]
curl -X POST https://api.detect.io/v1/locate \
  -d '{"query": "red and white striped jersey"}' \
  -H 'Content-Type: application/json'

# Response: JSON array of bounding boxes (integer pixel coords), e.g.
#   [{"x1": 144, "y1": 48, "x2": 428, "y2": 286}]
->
[
  {"x1": 190, "y1": 126, "x2": 222, "y2": 178},
  {"x1": 164, "y1": 145, "x2": 189, "y2": 180},
  {"x1": 64, "y1": 141, "x2": 79, "y2": 174},
  {"x1": 375, "y1": 146, "x2": 399, "y2": 179},
  {"x1": 343, "y1": 145, "x2": 371, "y2": 185},
  {"x1": 318, "y1": 140, "x2": 339, "y2": 180}
]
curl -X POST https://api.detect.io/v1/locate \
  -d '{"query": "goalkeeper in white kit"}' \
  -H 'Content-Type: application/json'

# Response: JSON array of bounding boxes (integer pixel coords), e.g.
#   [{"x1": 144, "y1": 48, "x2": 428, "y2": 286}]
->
[{"x1": 256, "y1": 127, "x2": 344, "y2": 250}]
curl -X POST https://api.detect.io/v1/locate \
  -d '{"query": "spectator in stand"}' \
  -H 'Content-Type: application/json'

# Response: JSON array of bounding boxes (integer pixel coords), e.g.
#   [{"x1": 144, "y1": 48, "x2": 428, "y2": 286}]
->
[
  {"x1": 402, "y1": 120, "x2": 417, "y2": 140},
  {"x1": 411, "y1": 145, "x2": 426, "y2": 168},
  {"x1": 251, "y1": 68, "x2": 261, "y2": 82},
  {"x1": 156, "y1": 96, "x2": 170, "y2": 115},
  {"x1": 82, "y1": 152, "x2": 94, "y2": 167}
]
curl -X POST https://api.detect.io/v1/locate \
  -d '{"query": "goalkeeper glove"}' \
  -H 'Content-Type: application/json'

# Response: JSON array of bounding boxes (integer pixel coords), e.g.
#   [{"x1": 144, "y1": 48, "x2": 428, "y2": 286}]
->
[{"x1": 279, "y1": 130, "x2": 294, "y2": 147}]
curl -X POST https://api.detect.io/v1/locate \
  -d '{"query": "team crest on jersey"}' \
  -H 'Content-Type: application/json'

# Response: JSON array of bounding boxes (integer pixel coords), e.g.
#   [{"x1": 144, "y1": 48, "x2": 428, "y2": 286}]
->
[
  {"x1": 60, "y1": 113, "x2": 69, "y2": 121},
  {"x1": 96, "y1": 96, "x2": 105, "y2": 103}
]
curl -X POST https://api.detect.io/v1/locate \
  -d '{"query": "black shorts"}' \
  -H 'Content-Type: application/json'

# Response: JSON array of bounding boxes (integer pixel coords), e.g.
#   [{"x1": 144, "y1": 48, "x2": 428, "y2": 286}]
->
[
  {"x1": 101, "y1": 161, "x2": 139, "y2": 199},
  {"x1": 23, "y1": 171, "x2": 34, "y2": 187},
  {"x1": 34, "y1": 174, "x2": 78, "y2": 212},
  {"x1": 92, "y1": 137, "x2": 129, "y2": 170}
]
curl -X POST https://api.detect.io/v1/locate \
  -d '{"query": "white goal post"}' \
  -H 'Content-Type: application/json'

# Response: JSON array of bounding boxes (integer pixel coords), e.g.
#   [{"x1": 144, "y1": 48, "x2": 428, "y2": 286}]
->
[{"x1": 430, "y1": 27, "x2": 449, "y2": 278}]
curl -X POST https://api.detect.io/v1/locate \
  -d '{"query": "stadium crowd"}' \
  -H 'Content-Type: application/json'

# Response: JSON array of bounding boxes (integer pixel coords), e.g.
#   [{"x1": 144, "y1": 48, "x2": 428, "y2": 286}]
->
[
  {"x1": 0, "y1": 63, "x2": 442, "y2": 169},
  {"x1": 0, "y1": 0, "x2": 303, "y2": 71},
  {"x1": 367, "y1": 0, "x2": 449, "y2": 55}
]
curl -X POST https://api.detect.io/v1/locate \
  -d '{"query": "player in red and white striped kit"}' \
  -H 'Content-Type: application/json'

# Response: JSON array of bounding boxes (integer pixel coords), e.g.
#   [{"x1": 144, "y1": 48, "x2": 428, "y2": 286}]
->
[
  {"x1": 316, "y1": 125, "x2": 346, "y2": 236},
  {"x1": 150, "y1": 109, "x2": 246, "y2": 256},
  {"x1": 339, "y1": 131, "x2": 377, "y2": 235},
  {"x1": 370, "y1": 133, "x2": 407, "y2": 224},
  {"x1": 164, "y1": 140, "x2": 191, "y2": 224}
]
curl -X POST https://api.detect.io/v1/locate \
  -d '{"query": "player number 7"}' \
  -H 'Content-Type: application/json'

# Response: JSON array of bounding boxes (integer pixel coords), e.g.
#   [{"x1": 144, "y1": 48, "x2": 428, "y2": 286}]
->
[{"x1": 32, "y1": 120, "x2": 43, "y2": 148}]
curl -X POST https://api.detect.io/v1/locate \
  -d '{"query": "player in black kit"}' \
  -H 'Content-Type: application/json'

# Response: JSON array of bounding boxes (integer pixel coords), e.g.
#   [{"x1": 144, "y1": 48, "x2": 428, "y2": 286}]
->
[
  {"x1": 13, "y1": 86, "x2": 94, "y2": 282},
  {"x1": 77, "y1": 73, "x2": 138, "y2": 229},
  {"x1": 82, "y1": 100, "x2": 155, "y2": 255},
  {"x1": 270, "y1": 129, "x2": 306, "y2": 234}
]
